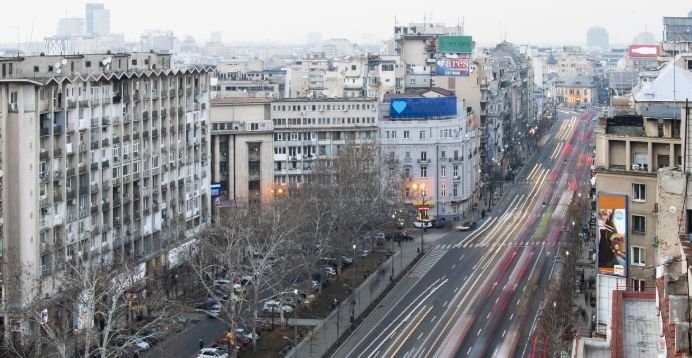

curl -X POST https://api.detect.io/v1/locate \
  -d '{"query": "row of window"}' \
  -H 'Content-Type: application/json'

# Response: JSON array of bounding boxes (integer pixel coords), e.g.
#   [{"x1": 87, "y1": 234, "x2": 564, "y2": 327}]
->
[
  {"x1": 402, "y1": 164, "x2": 461, "y2": 179},
  {"x1": 384, "y1": 128, "x2": 463, "y2": 140},
  {"x1": 272, "y1": 103, "x2": 376, "y2": 112},
  {"x1": 272, "y1": 117, "x2": 376, "y2": 126},
  {"x1": 273, "y1": 131, "x2": 373, "y2": 141}
]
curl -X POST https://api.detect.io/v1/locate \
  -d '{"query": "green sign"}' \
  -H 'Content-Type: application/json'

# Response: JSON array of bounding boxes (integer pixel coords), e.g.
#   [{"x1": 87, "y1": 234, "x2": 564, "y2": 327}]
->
[{"x1": 438, "y1": 36, "x2": 473, "y2": 53}]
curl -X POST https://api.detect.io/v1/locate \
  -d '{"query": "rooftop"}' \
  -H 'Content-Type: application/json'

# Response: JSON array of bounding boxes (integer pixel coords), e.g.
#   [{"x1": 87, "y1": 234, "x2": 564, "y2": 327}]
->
[
  {"x1": 382, "y1": 87, "x2": 455, "y2": 101},
  {"x1": 623, "y1": 298, "x2": 659, "y2": 357},
  {"x1": 633, "y1": 54, "x2": 692, "y2": 103}
]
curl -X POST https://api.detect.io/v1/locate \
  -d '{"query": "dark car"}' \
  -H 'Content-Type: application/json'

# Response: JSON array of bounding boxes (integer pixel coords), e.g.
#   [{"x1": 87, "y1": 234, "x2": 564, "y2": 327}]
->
[
  {"x1": 395, "y1": 230, "x2": 415, "y2": 242},
  {"x1": 456, "y1": 221, "x2": 477, "y2": 231},
  {"x1": 430, "y1": 218, "x2": 446, "y2": 228}
]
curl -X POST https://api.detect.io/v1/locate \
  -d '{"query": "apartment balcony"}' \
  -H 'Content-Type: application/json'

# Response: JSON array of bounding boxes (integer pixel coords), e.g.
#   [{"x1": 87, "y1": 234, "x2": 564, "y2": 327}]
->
[
  {"x1": 40, "y1": 127, "x2": 50, "y2": 136},
  {"x1": 152, "y1": 129, "x2": 158, "y2": 138},
  {"x1": 102, "y1": 139, "x2": 110, "y2": 147},
  {"x1": 53, "y1": 148, "x2": 63, "y2": 158},
  {"x1": 102, "y1": 159, "x2": 110, "y2": 168},
  {"x1": 152, "y1": 110, "x2": 159, "y2": 119},
  {"x1": 66, "y1": 187, "x2": 76, "y2": 201},
  {"x1": 90, "y1": 204, "x2": 99, "y2": 213},
  {"x1": 78, "y1": 185, "x2": 89, "y2": 196},
  {"x1": 40, "y1": 150, "x2": 49, "y2": 160},
  {"x1": 53, "y1": 191, "x2": 63, "y2": 202},
  {"x1": 102, "y1": 200, "x2": 109, "y2": 212},
  {"x1": 39, "y1": 198, "x2": 49, "y2": 209},
  {"x1": 143, "y1": 111, "x2": 150, "y2": 120},
  {"x1": 79, "y1": 208, "x2": 89, "y2": 219},
  {"x1": 79, "y1": 143, "x2": 87, "y2": 153},
  {"x1": 161, "y1": 109, "x2": 167, "y2": 118},
  {"x1": 90, "y1": 162, "x2": 99, "y2": 171},
  {"x1": 417, "y1": 158, "x2": 431, "y2": 165}
]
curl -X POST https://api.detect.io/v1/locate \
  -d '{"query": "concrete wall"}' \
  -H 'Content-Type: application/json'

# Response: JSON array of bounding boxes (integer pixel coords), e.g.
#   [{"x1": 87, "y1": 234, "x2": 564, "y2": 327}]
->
[{"x1": 656, "y1": 169, "x2": 687, "y2": 265}]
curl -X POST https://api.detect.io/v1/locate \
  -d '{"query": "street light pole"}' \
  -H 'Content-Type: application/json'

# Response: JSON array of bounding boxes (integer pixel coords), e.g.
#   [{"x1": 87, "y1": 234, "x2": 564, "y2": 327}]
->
[
  {"x1": 351, "y1": 243, "x2": 356, "y2": 324},
  {"x1": 293, "y1": 288, "x2": 298, "y2": 347}
]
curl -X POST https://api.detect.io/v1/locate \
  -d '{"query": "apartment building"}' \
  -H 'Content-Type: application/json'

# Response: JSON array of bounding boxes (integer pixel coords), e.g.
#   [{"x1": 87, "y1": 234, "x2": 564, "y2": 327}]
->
[
  {"x1": 270, "y1": 98, "x2": 378, "y2": 186},
  {"x1": 0, "y1": 52, "x2": 212, "y2": 329},
  {"x1": 210, "y1": 97, "x2": 274, "y2": 210},
  {"x1": 379, "y1": 89, "x2": 480, "y2": 222}
]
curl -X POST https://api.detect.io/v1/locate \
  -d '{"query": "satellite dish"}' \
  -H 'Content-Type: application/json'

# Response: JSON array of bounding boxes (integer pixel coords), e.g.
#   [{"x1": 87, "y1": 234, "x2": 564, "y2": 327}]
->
[
  {"x1": 669, "y1": 206, "x2": 677, "y2": 214},
  {"x1": 56, "y1": 69, "x2": 62, "y2": 74},
  {"x1": 106, "y1": 57, "x2": 112, "y2": 64},
  {"x1": 101, "y1": 59, "x2": 109, "y2": 66},
  {"x1": 61, "y1": 59, "x2": 67, "y2": 65},
  {"x1": 54, "y1": 62, "x2": 61, "y2": 69}
]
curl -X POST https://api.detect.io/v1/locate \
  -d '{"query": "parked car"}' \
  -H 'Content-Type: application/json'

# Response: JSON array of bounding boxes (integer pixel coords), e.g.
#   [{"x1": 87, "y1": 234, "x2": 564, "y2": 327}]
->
[
  {"x1": 413, "y1": 220, "x2": 433, "y2": 229},
  {"x1": 262, "y1": 300, "x2": 294, "y2": 314},
  {"x1": 374, "y1": 232, "x2": 386, "y2": 246},
  {"x1": 208, "y1": 303, "x2": 222, "y2": 318},
  {"x1": 197, "y1": 348, "x2": 229, "y2": 358},
  {"x1": 430, "y1": 218, "x2": 446, "y2": 228},
  {"x1": 322, "y1": 266, "x2": 336, "y2": 277},
  {"x1": 341, "y1": 256, "x2": 354, "y2": 266},
  {"x1": 139, "y1": 327, "x2": 163, "y2": 345}
]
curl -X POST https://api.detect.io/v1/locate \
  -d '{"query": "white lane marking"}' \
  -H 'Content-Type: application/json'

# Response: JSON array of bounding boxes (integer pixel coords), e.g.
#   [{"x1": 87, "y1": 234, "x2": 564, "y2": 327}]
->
[
  {"x1": 477, "y1": 329, "x2": 482, "y2": 336},
  {"x1": 451, "y1": 264, "x2": 456, "y2": 270},
  {"x1": 502, "y1": 330, "x2": 507, "y2": 338},
  {"x1": 443, "y1": 300, "x2": 449, "y2": 308},
  {"x1": 459, "y1": 254, "x2": 465, "y2": 261},
  {"x1": 453, "y1": 287, "x2": 459, "y2": 293},
  {"x1": 417, "y1": 332, "x2": 424, "y2": 340},
  {"x1": 495, "y1": 297, "x2": 500, "y2": 304},
  {"x1": 430, "y1": 315, "x2": 437, "y2": 323},
  {"x1": 467, "y1": 347, "x2": 473, "y2": 355},
  {"x1": 509, "y1": 313, "x2": 514, "y2": 321},
  {"x1": 486, "y1": 312, "x2": 491, "y2": 319}
]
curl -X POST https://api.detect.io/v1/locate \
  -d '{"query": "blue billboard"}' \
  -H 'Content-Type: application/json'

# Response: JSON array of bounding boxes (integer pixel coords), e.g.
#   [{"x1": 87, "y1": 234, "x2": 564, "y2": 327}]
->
[
  {"x1": 211, "y1": 183, "x2": 221, "y2": 197},
  {"x1": 435, "y1": 58, "x2": 470, "y2": 77},
  {"x1": 390, "y1": 96, "x2": 457, "y2": 119}
]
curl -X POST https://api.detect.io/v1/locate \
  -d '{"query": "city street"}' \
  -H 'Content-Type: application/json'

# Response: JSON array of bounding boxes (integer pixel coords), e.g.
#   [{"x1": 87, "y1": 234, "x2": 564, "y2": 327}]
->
[{"x1": 332, "y1": 109, "x2": 596, "y2": 358}]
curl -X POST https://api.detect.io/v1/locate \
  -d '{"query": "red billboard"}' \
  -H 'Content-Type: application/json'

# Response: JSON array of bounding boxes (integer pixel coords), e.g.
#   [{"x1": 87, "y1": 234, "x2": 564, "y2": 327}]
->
[{"x1": 628, "y1": 45, "x2": 659, "y2": 57}]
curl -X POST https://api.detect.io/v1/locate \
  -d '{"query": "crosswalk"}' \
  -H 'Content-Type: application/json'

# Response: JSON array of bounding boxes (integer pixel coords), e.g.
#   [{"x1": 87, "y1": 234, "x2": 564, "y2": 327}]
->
[
  {"x1": 409, "y1": 249, "x2": 446, "y2": 278},
  {"x1": 434, "y1": 240, "x2": 562, "y2": 250}
]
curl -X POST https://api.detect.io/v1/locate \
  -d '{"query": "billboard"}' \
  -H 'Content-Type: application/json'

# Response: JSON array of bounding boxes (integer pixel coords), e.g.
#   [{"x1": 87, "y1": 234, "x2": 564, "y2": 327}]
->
[
  {"x1": 389, "y1": 96, "x2": 457, "y2": 119},
  {"x1": 211, "y1": 182, "x2": 221, "y2": 197},
  {"x1": 438, "y1": 36, "x2": 473, "y2": 53},
  {"x1": 596, "y1": 193, "x2": 628, "y2": 277},
  {"x1": 435, "y1": 58, "x2": 470, "y2": 77},
  {"x1": 628, "y1": 45, "x2": 659, "y2": 57}
]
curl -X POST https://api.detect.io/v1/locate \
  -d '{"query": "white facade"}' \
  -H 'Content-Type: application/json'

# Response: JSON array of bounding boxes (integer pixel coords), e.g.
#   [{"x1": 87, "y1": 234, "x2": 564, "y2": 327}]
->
[
  {"x1": 85, "y1": 3, "x2": 110, "y2": 36},
  {"x1": 379, "y1": 96, "x2": 480, "y2": 221},
  {"x1": 270, "y1": 98, "x2": 378, "y2": 185}
]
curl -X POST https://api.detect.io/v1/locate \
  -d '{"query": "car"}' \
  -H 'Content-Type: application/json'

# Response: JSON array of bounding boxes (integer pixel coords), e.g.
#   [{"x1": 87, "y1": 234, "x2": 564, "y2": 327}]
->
[
  {"x1": 398, "y1": 230, "x2": 415, "y2": 241},
  {"x1": 456, "y1": 221, "x2": 477, "y2": 231},
  {"x1": 361, "y1": 249, "x2": 370, "y2": 257},
  {"x1": 197, "y1": 348, "x2": 229, "y2": 358},
  {"x1": 311, "y1": 280, "x2": 321, "y2": 291},
  {"x1": 263, "y1": 300, "x2": 294, "y2": 314},
  {"x1": 208, "y1": 303, "x2": 222, "y2": 318},
  {"x1": 322, "y1": 266, "x2": 336, "y2": 276},
  {"x1": 430, "y1": 218, "x2": 446, "y2": 228},
  {"x1": 214, "y1": 279, "x2": 232, "y2": 288},
  {"x1": 139, "y1": 327, "x2": 163, "y2": 345},
  {"x1": 341, "y1": 256, "x2": 354, "y2": 266},
  {"x1": 239, "y1": 275, "x2": 253, "y2": 286},
  {"x1": 413, "y1": 220, "x2": 433, "y2": 229}
]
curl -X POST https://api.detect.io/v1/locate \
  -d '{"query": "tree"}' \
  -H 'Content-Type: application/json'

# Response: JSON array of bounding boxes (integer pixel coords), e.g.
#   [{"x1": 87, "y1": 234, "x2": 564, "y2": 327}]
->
[{"x1": 3, "y1": 256, "x2": 176, "y2": 358}]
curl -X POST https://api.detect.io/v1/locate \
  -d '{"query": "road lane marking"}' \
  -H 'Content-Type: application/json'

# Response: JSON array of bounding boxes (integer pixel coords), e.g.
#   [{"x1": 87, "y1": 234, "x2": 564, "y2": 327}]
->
[
  {"x1": 443, "y1": 300, "x2": 448, "y2": 307},
  {"x1": 486, "y1": 312, "x2": 491, "y2": 319},
  {"x1": 431, "y1": 315, "x2": 437, "y2": 322},
  {"x1": 459, "y1": 254, "x2": 465, "y2": 261},
  {"x1": 467, "y1": 347, "x2": 472, "y2": 355},
  {"x1": 385, "y1": 305, "x2": 434, "y2": 358},
  {"x1": 510, "y1": 313, "x2": 514, "y2": 321},
  {"x1": 417, "y1": 333, "x2": 423, "y2": 340},
  {"x1": 502, "y1": 330, "x2": 507, "y2": 338},
  {"x1": 451, "y1": 264, "x2": 456, "y2": 270},
  {"x1": 454, "y1": 287, "x2": 459, "y2": 293},
  {"x1": 477, "y1": 329, "x2": 482, "y2": 336}
]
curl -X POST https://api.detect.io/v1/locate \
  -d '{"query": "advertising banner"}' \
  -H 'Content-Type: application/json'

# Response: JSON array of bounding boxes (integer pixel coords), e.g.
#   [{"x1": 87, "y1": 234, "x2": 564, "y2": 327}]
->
[
  {"x1": 628, "y1": 45, "x2": 659, "y2": 57},
  {"x1": 435, "y1": 58, "x2": 470, "y2": 77},
  {"x1": 211, "y1": 183, "x2": 221, "y2": 197},
  {"x1": 390, "y1": 96, "x2": 457, "y2": 119},
  {"x1": 437, "y1": 35, "x2": 473, "y2": 53},
  {"x1": 596, "y1": 193, "x2": 628, "y2": 277}
]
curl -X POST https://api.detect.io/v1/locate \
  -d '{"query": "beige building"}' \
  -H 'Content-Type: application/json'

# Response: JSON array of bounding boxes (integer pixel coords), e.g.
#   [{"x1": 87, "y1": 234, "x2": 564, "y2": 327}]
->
[
  {"x1": 0, "y1": 52, "x2": 212, "y2": 330},
  {"x1": 270, "y1": 98, "x2": 378, "y2": 186},
  {"x1": 209, "y1": 97, "x2": 274, "y2": 210},
  {"x1": 594, "y1": 104, "x2": 681, "y2": 289},
  {"x1": 553, "y1": 77, "x2": 597, "y2": 106}
]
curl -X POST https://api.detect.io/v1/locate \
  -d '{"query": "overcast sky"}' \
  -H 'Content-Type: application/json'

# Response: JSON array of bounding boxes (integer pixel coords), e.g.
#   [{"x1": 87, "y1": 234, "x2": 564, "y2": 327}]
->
[{"x1": 0, "y1": 0, "x2": 689, "y2": 47}]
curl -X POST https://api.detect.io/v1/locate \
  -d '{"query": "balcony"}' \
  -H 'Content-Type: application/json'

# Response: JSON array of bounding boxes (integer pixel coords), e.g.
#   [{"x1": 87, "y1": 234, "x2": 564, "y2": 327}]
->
[
  {"x1": 113, "y1": 198, "x2": 121, "y2": 207},
  {"x1": 79, "y1": 185, "x2": 89, "y2": 196},
  {"x1": 90, "y1": 162, "x2": 99, "y2": 171},
  {"x1": 53, "y1": 192, "x2": 63, "y2": 202},
  {"x1": 53, "y1": 148, "x2": 63, "y2": 158},
  {"x1": 417, "y1": 158, "x2": 431, "y2": 165},
  {"x1": 91, "y1": 204, "x2": 99, "y2": 213},
  {"x1": 79, "y1": 208, "x2": 89, "y2": 218},
  {"x1": 102, "y1": 139, "x2": 110, "y2": 147},
  {"x1": 40, "y1": 127, "x2": 50, "y2": 136},
  {"x1": 143, "y1": 111, "x2": 149, "y2": 120},
  {"x1": 91, "y1": 183, "x2": 99, "y2": 194},
  {"x1": 102, "y1": 201, "x2": 109, "y2": 212},
  {"x1": 66, "y1": 188, "x2": 76, "y2": 201},
  {"x1": 102, "y1": 117, "x2": 110, "y2": 126},
  {"x1": 79, "y1": 164, "x2": 88, "y2": 175},
  {"x1": 40, "y1": 150, "x2": 50, "y2": 160}
]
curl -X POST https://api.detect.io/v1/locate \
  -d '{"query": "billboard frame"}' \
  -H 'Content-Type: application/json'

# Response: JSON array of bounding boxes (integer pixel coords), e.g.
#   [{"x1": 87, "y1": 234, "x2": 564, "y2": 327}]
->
[{"x1": 596, "y1": 193, "x2": 628, "y2": 278}]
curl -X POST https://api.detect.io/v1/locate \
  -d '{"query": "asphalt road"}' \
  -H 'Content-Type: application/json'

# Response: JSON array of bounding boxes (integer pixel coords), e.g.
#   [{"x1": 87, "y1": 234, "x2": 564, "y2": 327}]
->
[{"x1": 332, "y1": 109, "x2": 596, "y2": 358}]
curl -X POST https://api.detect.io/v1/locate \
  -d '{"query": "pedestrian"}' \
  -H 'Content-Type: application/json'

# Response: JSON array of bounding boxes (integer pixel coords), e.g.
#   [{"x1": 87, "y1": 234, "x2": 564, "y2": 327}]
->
[
  {"x1": 481, "y1": 209, "x2": 486, "y2": 219},
  {"x1": 199, "y1": 338, "x2": 204, "y2": 350}
]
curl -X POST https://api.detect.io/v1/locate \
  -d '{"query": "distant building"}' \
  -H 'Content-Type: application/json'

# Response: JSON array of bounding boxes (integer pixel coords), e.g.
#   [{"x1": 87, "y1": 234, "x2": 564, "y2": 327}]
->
[
  {"x1": 661, "y1": 15, "x2": 692, "y2": 58},
  {"x1": 586, "y1": 27, "x2": 610, "y2": 51},
  {"x1": 632, "y1": 31, "x2": 656, "y2": 45},
  {"x1": 140, "y1": 30, "x2": 175, "y2": 53},
  {"x1": 85, "y1": 3, "x2": 110, "y2": 36},
  {"x1": 56, "y1": 17, "x2": 86, "y2": 37},
  {"x1": 319, "y1": 39, "x2": 354, "y2": 58},
  {"x1": 552, "y1": 77, "x2": 597, "y2": 106}
]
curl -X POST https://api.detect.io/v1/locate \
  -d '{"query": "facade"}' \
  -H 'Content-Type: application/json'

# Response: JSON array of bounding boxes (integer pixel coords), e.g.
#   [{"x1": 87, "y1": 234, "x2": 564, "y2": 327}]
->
[
  {"x1": 661, "y1": 15, "x2": 692, "y2": 58},
  {"x1": 85, "y1": 3, "x2": 110, "y2": 36},
  {"x1": 0, "y1": 52, "x2": 212, "y2": 330},
  {"x1": 625, "y1": 45, "x2": 659, "y2": 72},
  {"x1": 140, "y1": 31, "x2": 176, "y2": 53},
  {"x1": 553, "y1": 77, "x2": 597, "y2": 106},
  {"x1": 270, "y1": 98, "x2": 378, "y2": 186},
  {"x1": 209, "y1": 97, "x2": 274, "y2": 210},
  {"x1": 379, "y1": 90, "x2": 480, "y2": 221}
]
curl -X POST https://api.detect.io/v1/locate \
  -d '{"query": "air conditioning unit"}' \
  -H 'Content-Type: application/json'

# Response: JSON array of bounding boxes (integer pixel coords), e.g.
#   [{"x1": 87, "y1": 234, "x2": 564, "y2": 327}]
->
[{"x1": 632, "y1": 164, "x2": 640, "y2": 170}]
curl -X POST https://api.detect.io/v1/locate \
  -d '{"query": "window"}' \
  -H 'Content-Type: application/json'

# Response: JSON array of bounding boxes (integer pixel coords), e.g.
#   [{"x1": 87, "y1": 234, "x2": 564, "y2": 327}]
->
[
  {"x1": 440, "y1": 166, "x2": 446, "y2": 177},
  {"x1": 419, "y1": 130, "x2": 426, "y2": 139},
  {"x1": 632, "y1": 183, "x2": 646, "y2": 201},
  {"x1": 421, "y1": 152, "x2": 427, "y2": 161},
  {"x1": 403, "y1": 130, "x2": 410, "y2": 139},
  {"x1": 631, "y1": 246, "x2": 646, "y2": 266},
  {"x1": 405, "y1": 152, "x2": 410, "y2": 159},
  {"x1": 404, "y1": 167, "x2": 410, "y2": 178},
  {"x1": 453, "y1": 183, "x2": 458, "y2": 197},
  {"x1": 631, "y1": 278, "x2": 646, "y2": 292},
  {"x1": 420, "y1": 167, "x2": 427, "y2": 177},
  {"x1": 441, "y1": 183, "x2": 446, "y2": 197},
  {"x1": 632, "y1": 215, "x2": 646, "y2": 233},
  {"x1": 440, "y1": 151, "x2": 446, "y2": 158},
  {"x1": 453, "y1": 165, "x2": 459, "y2": 177}
]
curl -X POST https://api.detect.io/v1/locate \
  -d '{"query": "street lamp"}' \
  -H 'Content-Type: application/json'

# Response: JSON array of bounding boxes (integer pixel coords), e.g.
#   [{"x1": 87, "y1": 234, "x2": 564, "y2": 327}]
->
[
  {"x1": 391, "y1": 213, "x2": 396, "y2": 281},
  {"x1": 351, "y1": 243, "x2": 357, "y2": 324},
  {"x1": 293, "y1": 288, "x2": 298, "y2": 347},
  {"x1": 411, "y1": 182, "x2": 427, "y2": 254}
]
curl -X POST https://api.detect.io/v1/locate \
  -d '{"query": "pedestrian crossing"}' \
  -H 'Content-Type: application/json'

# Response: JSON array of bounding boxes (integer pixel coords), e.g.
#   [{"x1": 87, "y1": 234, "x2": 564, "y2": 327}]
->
[
  {"x1": 434, "y1": 240, "x2": 561, "y2": 250},
  {"x1": 409, "y1": 249, "x2": 446, "y2": 278}
]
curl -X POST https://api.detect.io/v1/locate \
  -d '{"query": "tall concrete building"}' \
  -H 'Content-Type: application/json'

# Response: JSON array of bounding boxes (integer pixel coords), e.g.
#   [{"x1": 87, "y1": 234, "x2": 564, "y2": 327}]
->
[
  {"x1": 86, "y1": 3, "x2": 110, "y2": 36},
  {"x1": 586, "y1": 27, "x2": 610, "y2": 51},
  {"x1": 0, "y1": 52, "x2": 212, "y2": 332}
]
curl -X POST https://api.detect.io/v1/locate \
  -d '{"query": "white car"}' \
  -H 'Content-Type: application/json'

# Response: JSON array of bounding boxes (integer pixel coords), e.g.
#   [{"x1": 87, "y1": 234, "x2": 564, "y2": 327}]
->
[
  {"x1": 413, "y1": 220, "x2": 433, "y2": 229},
  {"x1": 322, "y1": 266, "x2": 336, "y2": 276},
  {"x1": 263, "y1": 300, "x2": 294, "y2": 314},
  {"x1": 131, "y1": 337, "x2": 150, "y2": 351},
  {"x1": 197, "y1": 348, "x2": 228, "y2": 358}
]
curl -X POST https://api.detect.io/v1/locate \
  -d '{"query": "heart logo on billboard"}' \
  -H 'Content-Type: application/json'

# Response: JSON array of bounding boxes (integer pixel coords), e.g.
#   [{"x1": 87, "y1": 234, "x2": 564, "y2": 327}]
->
[{"x1": 392, "y1": 100, "x2": 407, "y2": 114}]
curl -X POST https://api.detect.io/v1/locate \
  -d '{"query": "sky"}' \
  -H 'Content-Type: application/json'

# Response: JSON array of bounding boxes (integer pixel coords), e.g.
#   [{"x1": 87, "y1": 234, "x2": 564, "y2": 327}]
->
[{"x1": 0, "y1": 0, "x2": 689, "y2": 47}]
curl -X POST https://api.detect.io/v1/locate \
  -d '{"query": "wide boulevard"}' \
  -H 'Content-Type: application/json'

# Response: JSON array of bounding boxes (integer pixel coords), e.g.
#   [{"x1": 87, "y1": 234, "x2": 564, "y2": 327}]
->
[{"x1": 332, "y1": 108, "x2": 596, "y2": 358}]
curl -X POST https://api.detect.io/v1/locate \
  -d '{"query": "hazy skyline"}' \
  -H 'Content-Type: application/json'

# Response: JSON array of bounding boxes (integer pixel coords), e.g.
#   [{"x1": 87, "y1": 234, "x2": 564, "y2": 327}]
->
[{"x1": 0, "y1": 0, "x2": 689, "y2": 47}]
